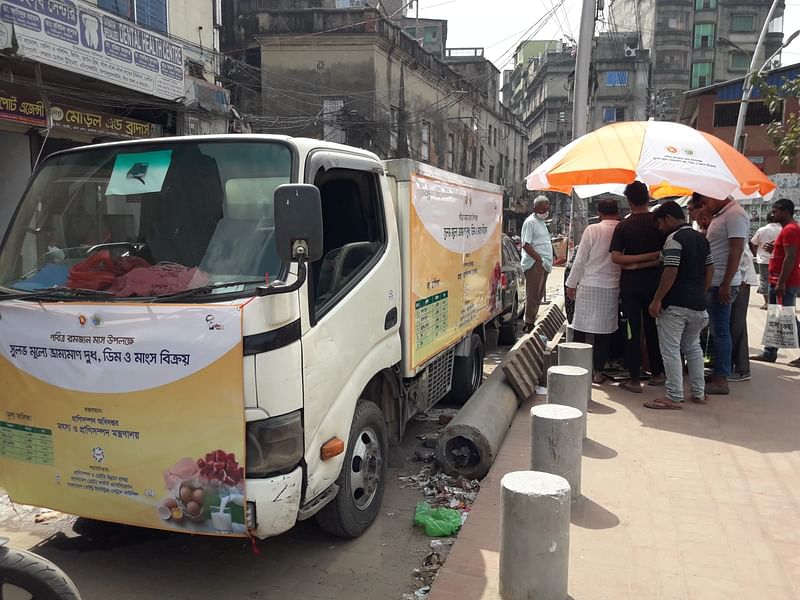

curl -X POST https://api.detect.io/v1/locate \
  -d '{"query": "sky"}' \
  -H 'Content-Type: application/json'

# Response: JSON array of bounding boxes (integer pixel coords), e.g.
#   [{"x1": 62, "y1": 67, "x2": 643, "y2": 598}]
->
[{"x1": 418, "y1": 0, "x2": 800, "y2": 73}]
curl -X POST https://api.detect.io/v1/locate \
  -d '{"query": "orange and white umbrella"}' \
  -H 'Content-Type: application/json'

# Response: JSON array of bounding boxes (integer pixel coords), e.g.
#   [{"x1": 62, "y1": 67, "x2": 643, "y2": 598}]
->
[{"x1": 525, "y1": 121, "x2": 776, "y2": 200}]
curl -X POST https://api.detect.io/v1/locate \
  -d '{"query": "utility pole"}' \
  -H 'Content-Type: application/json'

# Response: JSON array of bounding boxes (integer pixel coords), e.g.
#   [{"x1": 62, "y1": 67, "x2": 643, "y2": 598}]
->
[
  {"x1": 571, "y1": 0, "x2": 596, "y2": 138},
  {"x1": 569, "y1": 0, "x2": 596, "y2": 252},
  {"x1": 733, "y1": 0, "x2": 779, "y2": 152}
]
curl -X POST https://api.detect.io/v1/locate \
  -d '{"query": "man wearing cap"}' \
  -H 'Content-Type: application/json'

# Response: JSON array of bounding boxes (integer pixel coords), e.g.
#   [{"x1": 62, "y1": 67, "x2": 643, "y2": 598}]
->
[{"x1": 520, "y1": 196, "x2": 553, "y2": 332}]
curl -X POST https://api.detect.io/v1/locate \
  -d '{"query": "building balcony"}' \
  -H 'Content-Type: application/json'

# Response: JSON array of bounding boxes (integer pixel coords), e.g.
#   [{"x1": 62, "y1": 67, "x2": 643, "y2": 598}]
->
[{"x1": 655, "y1": 30, "x2": 692, "y2": 44}]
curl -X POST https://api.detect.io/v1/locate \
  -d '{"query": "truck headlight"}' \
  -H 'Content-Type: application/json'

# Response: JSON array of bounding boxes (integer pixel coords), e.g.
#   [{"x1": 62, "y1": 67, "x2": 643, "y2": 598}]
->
[{"x1": 245, "y1": 411, "x2": 303, "y2": 477}]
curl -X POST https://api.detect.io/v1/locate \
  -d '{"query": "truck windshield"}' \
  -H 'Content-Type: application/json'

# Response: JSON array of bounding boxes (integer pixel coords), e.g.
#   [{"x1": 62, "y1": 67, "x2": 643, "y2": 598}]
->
[{"x1": 0, "y1": 140, "x2": 292, "y2": 299}]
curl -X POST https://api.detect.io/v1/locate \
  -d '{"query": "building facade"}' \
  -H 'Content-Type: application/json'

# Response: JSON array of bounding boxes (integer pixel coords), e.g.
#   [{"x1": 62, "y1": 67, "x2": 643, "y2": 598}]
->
[
  {"x1": 611, "y1": 0, "x2": 785, "y2": 121},
  {"x1": 679, "y1": 63, "x2": 800, "y2": 229},
  {"x1": 221, "y1": 4, "x2": 529, "y2": 232},
  {"x1": 0, "y1": 0, "x2": 230, "y2": 234},
  {"x1": 588, "y1": 33, "x2": 650, "y2": 132}
]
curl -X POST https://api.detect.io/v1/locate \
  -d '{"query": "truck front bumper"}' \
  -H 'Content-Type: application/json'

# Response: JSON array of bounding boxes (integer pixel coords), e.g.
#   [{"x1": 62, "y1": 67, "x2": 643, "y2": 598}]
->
[{"x1": 246, "y1": 466, "x2": 303, "y2": 539}]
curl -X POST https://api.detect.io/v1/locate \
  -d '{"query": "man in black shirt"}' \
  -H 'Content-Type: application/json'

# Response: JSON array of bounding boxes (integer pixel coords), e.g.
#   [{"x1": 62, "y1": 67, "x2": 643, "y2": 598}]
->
[
  {"x1": 644, "y1": 201, "x2": 714, "y2": 410},
  {"x1": 610, "y1": 181, "x2": 666, "y2": 393}
]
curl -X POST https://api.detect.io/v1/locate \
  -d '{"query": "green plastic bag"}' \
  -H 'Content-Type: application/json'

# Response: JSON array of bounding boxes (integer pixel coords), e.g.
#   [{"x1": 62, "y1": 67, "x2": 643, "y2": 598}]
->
[{"x1": 414, "y1": 502, "x2": 462, "y2": 536}]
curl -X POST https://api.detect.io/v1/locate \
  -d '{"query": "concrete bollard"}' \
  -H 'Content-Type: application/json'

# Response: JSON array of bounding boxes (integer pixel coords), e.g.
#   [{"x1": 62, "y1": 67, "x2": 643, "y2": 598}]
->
[
  {"x1": 557, "y1": 342, "x2": 592, "y2": 402},
  {"x1": 546, "y1": 365, "x2": 590, "y2": 439},
  {"x1": 499, "y1": 471, "x2": 571, "y2": 600},
  {"x1": 530, "y1": 404, "x2": 583, "y2": 501}
]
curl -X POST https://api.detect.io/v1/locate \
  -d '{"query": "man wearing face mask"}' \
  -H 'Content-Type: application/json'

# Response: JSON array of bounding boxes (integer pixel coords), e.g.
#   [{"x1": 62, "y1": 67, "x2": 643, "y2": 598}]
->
[{"x1": 520, "y1": 195, "x2": 553, "y2": 333}]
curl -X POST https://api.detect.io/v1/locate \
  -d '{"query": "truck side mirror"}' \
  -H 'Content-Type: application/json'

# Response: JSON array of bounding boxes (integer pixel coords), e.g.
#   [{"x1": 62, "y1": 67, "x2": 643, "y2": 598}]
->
[{"x1": 274, "y1": 184, "x2": 324, "y2": 263}]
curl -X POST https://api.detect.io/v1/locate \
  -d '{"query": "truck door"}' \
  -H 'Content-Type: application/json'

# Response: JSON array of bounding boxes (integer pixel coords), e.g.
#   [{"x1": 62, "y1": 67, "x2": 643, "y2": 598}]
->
[{"x1": 299, "y1": 155, "x2": 401, "y2": 506}]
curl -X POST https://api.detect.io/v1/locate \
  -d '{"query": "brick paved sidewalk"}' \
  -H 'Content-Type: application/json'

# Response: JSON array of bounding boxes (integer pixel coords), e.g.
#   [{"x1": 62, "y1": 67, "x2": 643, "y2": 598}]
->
[{"x1": 430, "y1": 299, "x2": 800, "y2": 600}]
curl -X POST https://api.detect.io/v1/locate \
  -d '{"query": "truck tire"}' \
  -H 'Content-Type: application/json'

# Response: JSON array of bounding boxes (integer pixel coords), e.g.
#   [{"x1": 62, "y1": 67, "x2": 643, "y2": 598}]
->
[
  {"x1": 315, "y1": 401, "x2": 388, "y2": 538},
  {"x1": 497, "y1": 296, "x2": 519, "y2": 346},
  {"x1": 0, "y1": 542, "x2": 81, "y2": 600},
  {"x1": 449, "y1": 333, "x2": 485, "y2": 405}
]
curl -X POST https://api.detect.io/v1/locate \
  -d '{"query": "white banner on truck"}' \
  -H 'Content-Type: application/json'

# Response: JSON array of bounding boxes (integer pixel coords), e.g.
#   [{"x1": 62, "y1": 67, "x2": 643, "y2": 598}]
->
[{"x1": 0, "y1": 302, "x2": 242, "y2": 393}]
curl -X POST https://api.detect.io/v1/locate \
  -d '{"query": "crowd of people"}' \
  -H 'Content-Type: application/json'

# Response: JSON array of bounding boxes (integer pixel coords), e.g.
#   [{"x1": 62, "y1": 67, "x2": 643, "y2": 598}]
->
[{"x1": 518, "y1": 183, "x2": 800, "y2": 410}]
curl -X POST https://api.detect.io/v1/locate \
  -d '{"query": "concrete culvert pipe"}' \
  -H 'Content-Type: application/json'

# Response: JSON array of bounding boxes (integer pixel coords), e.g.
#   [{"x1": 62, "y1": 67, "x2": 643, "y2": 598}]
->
[{"x1": 435, "y1": 364, "x2": 519, "y2": 480}]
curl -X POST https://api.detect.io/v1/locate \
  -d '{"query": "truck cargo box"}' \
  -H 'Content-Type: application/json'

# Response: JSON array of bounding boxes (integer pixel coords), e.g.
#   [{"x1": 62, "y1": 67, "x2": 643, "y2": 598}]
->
[{"x1": 383, "y1": 160, "x2": 503, "y2": 378}]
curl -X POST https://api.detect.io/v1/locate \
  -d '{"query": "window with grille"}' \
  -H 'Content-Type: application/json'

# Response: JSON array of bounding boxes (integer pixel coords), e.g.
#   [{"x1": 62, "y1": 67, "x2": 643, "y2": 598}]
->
[
  {"x1": 695, "y1": 0, "x2": 716, "y2": 10},
  {"x1": 323, "y1": 99, "x2": 346, "y2": 144},
  {"x1": 99, "y1": 0, "x2": 167, "y2": 32},
  {"x1": 661, "y1": 13, "x2": 687, "y2": 30},
  {"x1": 659, "y1": 52, "x2": 687, "y2": 69},
  {"x1": 713, "y1": 101, "x2": 782, "y2": 127},
  {"x1": 606, "y1": 71, "x2": 629, "y2": 87},
  {"x1": 731, "y1": 15, "x2": 755, "y2": 32},
  {"x1": 602, "y1": 107, "x2": 625, "y2": 122},
  {"x1": 694, "y1": 23, "x2": 715, "y2": 48},
  {"x1": 730, "y1": 53, "x2": 751, "y2": 71},
  {"x1": 390, "y1": 106, "x2": 400, "y2": 157},
  {"x1": 447, "y1": 133, "x2": 454, "y2": 171},
  {"x1": 691, "y1": 63, "x2": 712, "y2": 88},
  {"x1": 421, "y1": 121, "x2": 430, "y2": 162}
]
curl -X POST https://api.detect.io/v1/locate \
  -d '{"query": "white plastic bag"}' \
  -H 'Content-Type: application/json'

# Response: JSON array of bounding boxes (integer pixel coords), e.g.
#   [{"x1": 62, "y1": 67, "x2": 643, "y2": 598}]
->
[{"x1": 761, "y1": 304, "x2": 800, "y2": 348}]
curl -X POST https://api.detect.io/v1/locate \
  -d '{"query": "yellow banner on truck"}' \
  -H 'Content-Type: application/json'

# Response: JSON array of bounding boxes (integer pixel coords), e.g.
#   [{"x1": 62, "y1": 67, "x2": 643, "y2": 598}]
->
[
  {"x1": 409, "y1": 172, "x2": 503, "y2": 370},
  {"x1": 0, "y1": 303, "x2": 248, "y2": 537}
]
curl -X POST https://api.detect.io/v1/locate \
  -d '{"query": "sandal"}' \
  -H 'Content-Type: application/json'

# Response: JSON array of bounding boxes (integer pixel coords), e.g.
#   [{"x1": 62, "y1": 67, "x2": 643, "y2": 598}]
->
[
  {"x1": 592, "y1": 372, "x2": 608, "y2": 384},
  {"x1": 643, "y1": 398, "x2": 683, "y2": 410},
  {"x1": 619, "y1": 379, "x2": 642, "y2": 394},
  {"x1": 691, "y1": 396, "x2": 708, "y2": 404}
]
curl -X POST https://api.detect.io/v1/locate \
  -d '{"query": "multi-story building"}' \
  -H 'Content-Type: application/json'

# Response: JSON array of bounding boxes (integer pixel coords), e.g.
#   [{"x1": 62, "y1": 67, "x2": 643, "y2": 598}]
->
[
  {"x1": 679, "y1": 62, "x2": 800, "y2": 229},
  {"x1": 221, "y1": 4, "x2": 528, "y2": 232},
  {"x1": 0, "y1": 0, "x2": 230, "y2": 233},
  {"x1": 610, "y1": 0, "x2": 785, "y2": 121},
  {"x1": 588, "y1": 33, "x2": 651, "y2": 131}
]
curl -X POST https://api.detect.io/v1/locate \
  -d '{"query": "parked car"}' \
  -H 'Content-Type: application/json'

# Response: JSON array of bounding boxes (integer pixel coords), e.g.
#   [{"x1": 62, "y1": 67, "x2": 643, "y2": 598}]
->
[{"x1": 498, "y1": 234, "x2": 527, "y2": 345}]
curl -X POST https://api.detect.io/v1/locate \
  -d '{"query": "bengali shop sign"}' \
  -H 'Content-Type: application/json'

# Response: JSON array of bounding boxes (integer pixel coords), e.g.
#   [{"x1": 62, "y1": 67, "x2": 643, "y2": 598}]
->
[
  {"x1": 0, "y1": 302, "x2": 248, "y2": 537},
  {"x1": 0, "y1": 0, "x2": 184, "y2": 100},
  {"x1": 0, "y1": 85, "x2": 159, "y2": 137}
]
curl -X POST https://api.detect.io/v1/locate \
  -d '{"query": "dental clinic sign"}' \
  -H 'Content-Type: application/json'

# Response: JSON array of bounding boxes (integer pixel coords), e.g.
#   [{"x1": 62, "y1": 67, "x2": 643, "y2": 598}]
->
[{"x1": 0, "y1": 0, "x2": 183, "y2": 101}]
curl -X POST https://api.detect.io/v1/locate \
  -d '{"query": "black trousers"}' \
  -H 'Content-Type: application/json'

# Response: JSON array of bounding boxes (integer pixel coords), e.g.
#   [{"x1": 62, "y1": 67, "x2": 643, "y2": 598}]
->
[
  {"x1": 620, "y1": 289, "x2": 664, "y2": 380},
  {"x1": 573, "y1": 329, "x2": 611, "y2": 373}
]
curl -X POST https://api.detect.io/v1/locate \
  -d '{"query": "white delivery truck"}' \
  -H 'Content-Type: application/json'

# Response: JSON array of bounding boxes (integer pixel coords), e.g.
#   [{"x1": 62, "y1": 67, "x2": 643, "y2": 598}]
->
[{"x1": 0, "y1": 135, "x2": 504, "y2": 540}]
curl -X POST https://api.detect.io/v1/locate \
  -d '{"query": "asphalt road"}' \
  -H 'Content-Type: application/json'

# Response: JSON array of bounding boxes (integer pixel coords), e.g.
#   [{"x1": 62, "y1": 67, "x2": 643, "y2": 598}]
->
[{"x1": 1, "y1": 329, "x2": 515, "y2": 600}]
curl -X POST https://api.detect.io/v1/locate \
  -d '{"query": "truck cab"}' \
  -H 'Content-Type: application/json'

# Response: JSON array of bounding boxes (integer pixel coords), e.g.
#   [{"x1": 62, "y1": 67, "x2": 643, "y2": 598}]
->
[{"x1": 0, "y1": 135, "x2": 503, "y2": 539}]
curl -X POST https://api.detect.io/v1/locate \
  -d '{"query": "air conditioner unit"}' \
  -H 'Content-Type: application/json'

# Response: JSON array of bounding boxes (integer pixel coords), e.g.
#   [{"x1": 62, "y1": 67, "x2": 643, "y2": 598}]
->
[{"x1": 624, "y1": 46, "x2": 637, "y2": 58}]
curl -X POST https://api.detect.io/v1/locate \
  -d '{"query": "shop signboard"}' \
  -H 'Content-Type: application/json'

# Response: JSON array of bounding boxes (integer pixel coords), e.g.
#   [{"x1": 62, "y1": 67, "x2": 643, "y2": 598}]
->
[{"x1": 0, "y1": 0, "x2": 184, "y2": 101}]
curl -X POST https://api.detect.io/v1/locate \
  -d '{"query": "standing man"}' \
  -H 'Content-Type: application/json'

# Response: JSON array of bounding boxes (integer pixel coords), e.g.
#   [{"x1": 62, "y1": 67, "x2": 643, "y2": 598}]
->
[
  {"x1": 610, "y1": 181, "x2": 666, "y2": 393},
  {"x1": 691, "y1": 193, "x2": 749, "y2": 395},
  {"x1": 750, "y1": 214, "x2": 781, "y2": 309},
  {"x1": 520, "y1": 195, "x2": 553, "y2": 333},
  {"x1": 751, "y1": 198, "x2": 800, "y2": 367},
  {"x1": 729, "y1": 246, "x2": 759, "y2": 381},
  {"x1": 565, "y1": 199, "x2": 622, "y2": 383},
  {"x1": 644, "y1": 201, "x2": 714, "y2": 410}
]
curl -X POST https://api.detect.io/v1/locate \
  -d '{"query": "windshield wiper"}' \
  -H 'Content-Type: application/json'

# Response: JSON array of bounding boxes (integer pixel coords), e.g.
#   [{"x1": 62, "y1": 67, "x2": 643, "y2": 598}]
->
[
  {"x1": 0, "y1": 286, "x2": 115, "y2": 301},
  {"x1": 150, "y1": 280, "x2": 266, "y2": 302}
]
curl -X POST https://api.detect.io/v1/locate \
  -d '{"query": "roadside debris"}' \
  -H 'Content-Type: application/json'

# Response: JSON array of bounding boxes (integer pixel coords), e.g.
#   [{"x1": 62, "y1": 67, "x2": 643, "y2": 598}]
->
[{"x1": 414, "y1": 502, "x2": 461, "y2": 536}]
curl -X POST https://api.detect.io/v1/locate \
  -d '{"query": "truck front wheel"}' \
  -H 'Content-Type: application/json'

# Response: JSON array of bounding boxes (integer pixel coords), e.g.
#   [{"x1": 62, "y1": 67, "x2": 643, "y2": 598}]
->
[
  {"x1": 315, "y1": 401, "x2": 388, "y2": 538},
  {"x1": 449, "y1": 333, "x2": 485, "y2": 405}
]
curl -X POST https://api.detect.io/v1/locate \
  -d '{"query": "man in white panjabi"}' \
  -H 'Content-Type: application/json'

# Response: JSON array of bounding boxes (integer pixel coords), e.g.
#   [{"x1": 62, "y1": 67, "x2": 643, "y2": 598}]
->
[{"x1": 565, "y1": 198, "x2": 621, "y2": 383}]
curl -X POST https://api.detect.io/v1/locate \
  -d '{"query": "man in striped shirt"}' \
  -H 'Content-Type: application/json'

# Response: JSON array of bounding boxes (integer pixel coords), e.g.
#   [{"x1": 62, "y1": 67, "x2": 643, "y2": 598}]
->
[{"x1": 644, "y1": 201, "x2": 714, "y2": 410}]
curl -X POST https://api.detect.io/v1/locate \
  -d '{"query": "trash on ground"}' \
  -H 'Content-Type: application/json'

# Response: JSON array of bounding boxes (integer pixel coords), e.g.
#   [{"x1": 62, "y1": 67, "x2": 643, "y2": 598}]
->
[
  {"x1": 414, "y1": 448, "x2": 435, "y2": 463},
  {"x1": 414, "y1": 502, "x2": 462, "y2": 537}
]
